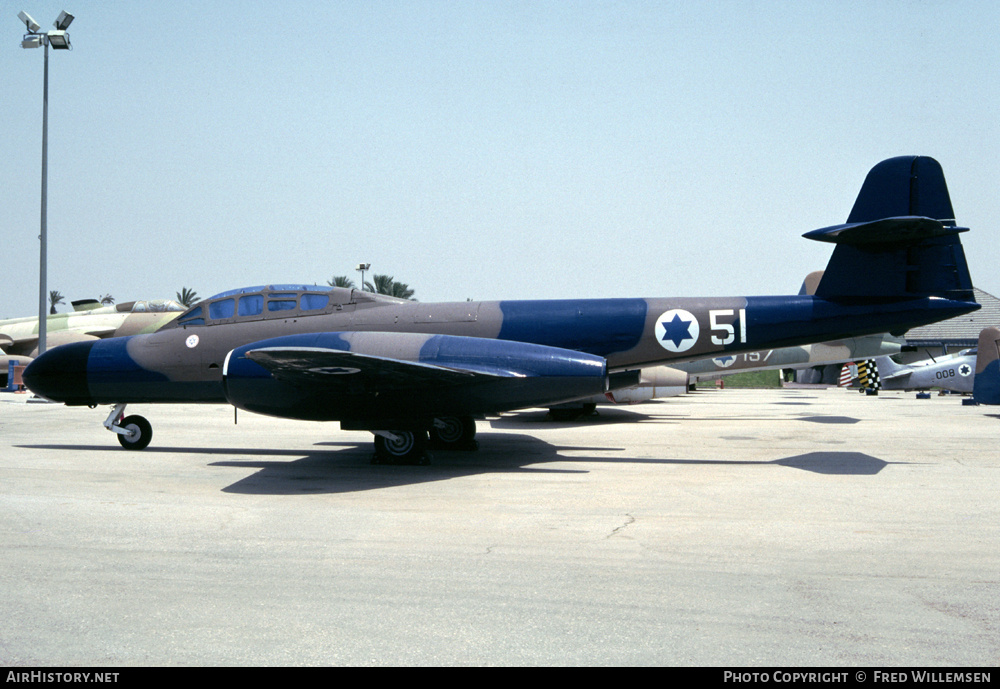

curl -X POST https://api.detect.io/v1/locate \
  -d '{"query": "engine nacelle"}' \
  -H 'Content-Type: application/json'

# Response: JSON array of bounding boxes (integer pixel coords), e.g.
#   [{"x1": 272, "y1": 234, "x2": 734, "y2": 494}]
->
[{"x1": 223, "y1": 331, "x2": 611, "y2": 427}]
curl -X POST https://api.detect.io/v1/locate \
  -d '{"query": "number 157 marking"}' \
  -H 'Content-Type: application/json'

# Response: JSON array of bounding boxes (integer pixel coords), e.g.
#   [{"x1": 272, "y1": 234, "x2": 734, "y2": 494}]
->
[{"x1": 709, "y1": 309, "x2": 747, "y2": 346}]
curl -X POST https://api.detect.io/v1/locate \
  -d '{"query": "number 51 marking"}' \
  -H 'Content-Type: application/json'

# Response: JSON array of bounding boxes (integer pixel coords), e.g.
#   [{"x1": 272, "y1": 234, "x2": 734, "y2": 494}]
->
[{"x1": 709, "y1": 309, "x2": 747, "y2": 346}]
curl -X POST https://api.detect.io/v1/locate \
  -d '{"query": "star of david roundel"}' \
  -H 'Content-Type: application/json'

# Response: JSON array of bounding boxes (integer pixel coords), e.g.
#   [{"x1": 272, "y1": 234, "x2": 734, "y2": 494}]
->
[{"x1": 654, "y1": 309, "x2": 700, "y2": 353}]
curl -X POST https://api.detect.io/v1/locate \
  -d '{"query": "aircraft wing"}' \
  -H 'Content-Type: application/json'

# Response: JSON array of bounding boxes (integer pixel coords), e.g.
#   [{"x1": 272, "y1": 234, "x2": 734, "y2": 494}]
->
[
  {"x1": 219, "y1": 332, "x2": 612, "y2": 424},
  {"x1": 245, "y1": 346, "x2": 497, "y2": 392},
  {"x1": 0, "y1": 330, "x2": 102, "y2": 357},
  {"x1": 80, "y1": 327, "x2": 117, "y2": 339}
]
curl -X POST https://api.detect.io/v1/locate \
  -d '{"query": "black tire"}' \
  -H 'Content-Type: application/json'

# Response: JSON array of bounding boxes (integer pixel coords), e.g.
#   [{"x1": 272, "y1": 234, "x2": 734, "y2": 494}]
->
[
  {"x1": 429, "y1": 416, "x2": 477, "y2": 450},
  {"x1": 373, "y1": 431, "x2": 429, "y2": 465},
  {"x1": 117, "y1": 415, "x2": 152, "y2": 451}
]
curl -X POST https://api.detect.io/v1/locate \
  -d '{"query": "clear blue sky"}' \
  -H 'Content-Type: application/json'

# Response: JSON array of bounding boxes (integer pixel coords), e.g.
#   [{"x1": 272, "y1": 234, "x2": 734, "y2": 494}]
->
[{"x1": 3, "y1": 1, "x2": 999, "y2": 318}]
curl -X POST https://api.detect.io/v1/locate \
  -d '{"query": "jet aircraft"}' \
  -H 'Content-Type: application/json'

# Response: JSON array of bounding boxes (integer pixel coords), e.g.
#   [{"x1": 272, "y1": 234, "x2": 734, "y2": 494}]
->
[
  {"x1": 1, "y1": 299, "x2": 184, "y2": 385},
  {"x1": 873, "y1": 350, "x2": 978, "y2": 394},
  {"x1": 23, "y1": 156, "x2": 981, "y2": 463}
]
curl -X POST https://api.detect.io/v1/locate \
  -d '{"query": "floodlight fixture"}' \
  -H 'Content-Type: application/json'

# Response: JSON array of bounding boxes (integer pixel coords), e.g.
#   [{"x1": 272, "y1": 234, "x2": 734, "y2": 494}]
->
[
  {"x1": 356, "y1": 263, "x2": 371, "y2": 291},
  {"x1": 18, "y1": 10, "x2": 40, "y2": 32},
  {"x1": 21, "y1": 35, "x2": 41, "y2": 49},
  {"x1": 47, "y1": 30, "x2": 70, "y2": 49},
  {"x1": 54, "y1": 10, "x2": 73, "y2": 30}
]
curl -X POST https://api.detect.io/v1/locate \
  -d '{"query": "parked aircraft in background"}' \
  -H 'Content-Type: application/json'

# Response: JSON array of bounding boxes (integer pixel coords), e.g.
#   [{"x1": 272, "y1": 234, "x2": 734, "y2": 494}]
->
[
  {"x1": 972, "y1": 327, "x2": 1000, "y2": 405},
  {"x1": 686, "y1": 332, "x2": 902, "y2": 385},
  {"x1": 551, "y1": 332, "x2": 903, "y2": 415},
  {"x1": 873, "y1": 350, "x2": 977, "y2": 393},
  {"x1": 1, "y1": 300, "x2": 184, "y2": 385},
  {"x1": 23, "y1": 156, "x2": 981, "y2": 463}
]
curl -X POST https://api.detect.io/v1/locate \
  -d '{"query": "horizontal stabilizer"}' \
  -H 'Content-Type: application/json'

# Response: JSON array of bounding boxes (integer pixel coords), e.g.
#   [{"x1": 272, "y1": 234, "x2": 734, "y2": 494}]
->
[
  {"x1": 804, "y1": 217, "x2": 968, "y2": 245},
  {"x1": 879, "y1": 371, "x2": 911, "y2": 382}
]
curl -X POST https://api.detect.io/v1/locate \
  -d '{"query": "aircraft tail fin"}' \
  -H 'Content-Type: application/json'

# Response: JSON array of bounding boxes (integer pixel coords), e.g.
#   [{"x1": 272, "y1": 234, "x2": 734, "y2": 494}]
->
[
  {"x1": 798, "y1": 271, "x2": 823, "y2": 296},
  {"x1": 71, "y1": 299, "x2": 102, "y2": 312},
  {"x1": 873, "y1": 355, "x2": 909, "y2": 382},
  {"x1": 972, "y1": 327, "x2": 1000, "y2": 404},
  {"x1": 804, "y1": 156, "x2": 975, "y2": 302}
]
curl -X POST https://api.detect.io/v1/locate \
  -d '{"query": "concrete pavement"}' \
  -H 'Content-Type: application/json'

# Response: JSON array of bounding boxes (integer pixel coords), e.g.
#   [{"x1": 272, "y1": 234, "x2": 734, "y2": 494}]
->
[{"x1": 1, "y1": 387, "x2": 997, "y2": 665}]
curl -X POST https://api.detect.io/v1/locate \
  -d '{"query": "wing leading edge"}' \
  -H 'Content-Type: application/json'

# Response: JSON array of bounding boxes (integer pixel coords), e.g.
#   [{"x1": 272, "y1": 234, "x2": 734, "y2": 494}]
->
[{"x1": 244, "y1": 346, "x2": 490, "y2": 390}]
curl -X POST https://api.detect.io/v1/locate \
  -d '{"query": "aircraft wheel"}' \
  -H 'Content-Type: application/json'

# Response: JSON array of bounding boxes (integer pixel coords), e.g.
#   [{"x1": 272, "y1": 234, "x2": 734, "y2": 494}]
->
[
  {"x1": 373, "y1": 431, "x2": 429, "y2": 465},
  {"x1": 117, "y1": 415, "x2": 152, "y2": 451},
  {"x1": 429, "y1": 416, "x2": 478, "y2": 450}
]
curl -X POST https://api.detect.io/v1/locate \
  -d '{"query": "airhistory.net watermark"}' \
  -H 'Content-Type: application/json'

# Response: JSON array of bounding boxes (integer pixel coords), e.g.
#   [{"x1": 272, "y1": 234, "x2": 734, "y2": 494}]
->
[{"x1": 6, "y1": 673, "x2": 119, "y2": 684}]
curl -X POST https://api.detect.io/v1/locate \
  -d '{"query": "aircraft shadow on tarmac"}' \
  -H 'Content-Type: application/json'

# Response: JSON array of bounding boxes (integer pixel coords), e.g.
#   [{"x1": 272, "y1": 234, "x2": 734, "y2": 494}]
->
[
  {"x1": 486, "y1": 405, "x2": 862, "y2": 429},
  {"x1": 14, "y1": 406, "x2": 888, "y2": 495},
  {"x1": 208, "y1": 440, "x2": 895, "y2": 495},
  {"x1": 13, "y1": 437, "x2": 894, "y2": 495},
  {"x1": 211, "y1": 395, "x2": 880, "y2": 492}
]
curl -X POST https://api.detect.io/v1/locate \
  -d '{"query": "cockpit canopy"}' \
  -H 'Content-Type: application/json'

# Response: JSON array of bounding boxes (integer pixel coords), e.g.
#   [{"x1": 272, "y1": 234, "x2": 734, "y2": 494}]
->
[
  {"x1": 116, "y1": 299, "x2": 185, "y2": 313},
  {"x1": 70, "y1": 299, "x2": 185, "y2": 314},
  {"x1": 169, "y1": 285, "x2": 359, "y2": 327}
]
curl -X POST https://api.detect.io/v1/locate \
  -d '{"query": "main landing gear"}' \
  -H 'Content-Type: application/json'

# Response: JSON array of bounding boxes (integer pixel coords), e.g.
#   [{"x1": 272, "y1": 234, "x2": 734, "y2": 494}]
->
[
  {"x1": 103, "y1": 403, "x2": 153, "y2": 451},
  {"x1": 371, "y1": 416, "x2": 478, "y2": 465}
]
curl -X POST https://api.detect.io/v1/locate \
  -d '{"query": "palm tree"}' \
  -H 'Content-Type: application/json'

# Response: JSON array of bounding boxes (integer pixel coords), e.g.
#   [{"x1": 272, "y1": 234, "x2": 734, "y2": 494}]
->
[
  {"x1": 364, "y1": 274, "x2": 415, "y2": 300},
  {"x1": 176, "y1": 287, "x2": 199, "y2": 307},
  {"x1": 387, "y1": 280, "x2": 416, "y2": 300},
  {"x1": 48, "y1": 290, "x2": 65, "y2": 314},
  {"x1": 99, "y1": 294, "x2": 115, "y2": 305},
  {"x1": 327, "y1": 275, "x2": 355, "y2": 289}
]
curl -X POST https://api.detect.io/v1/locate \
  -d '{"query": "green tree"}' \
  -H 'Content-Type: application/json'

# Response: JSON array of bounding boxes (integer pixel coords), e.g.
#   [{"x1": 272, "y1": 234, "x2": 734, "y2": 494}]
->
[
  {"x1": 364, "y1": 274, "x2": 415, "y2": 300},
  {"x1": 327, "y1": 275, "x2": 355, "y2": 289},
  {"x1": 48, "y1": 290, "x2": 64, "y2": 314},
  {"x1": 99, "y1": 294, "x2": 115, "y2": 305},
  {"x1": 176, "y1": 287, "x2": 199, "y2": 307}
]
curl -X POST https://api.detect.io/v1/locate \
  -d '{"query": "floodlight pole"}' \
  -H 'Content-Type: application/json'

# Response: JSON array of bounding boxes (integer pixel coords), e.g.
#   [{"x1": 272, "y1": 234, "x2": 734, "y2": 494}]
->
[
  {"x1": 38, "y1": 38, "x2": 49, "y2": 354},
  {"x1": 19, "y1": 10, "x2": 72, "y2": 355}
]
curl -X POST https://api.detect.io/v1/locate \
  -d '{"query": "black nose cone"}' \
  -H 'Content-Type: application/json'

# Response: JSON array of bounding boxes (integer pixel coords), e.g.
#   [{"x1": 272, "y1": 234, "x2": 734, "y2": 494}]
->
[{"x1": 22, "y1": 341, "x2": 96, "y2": 404}]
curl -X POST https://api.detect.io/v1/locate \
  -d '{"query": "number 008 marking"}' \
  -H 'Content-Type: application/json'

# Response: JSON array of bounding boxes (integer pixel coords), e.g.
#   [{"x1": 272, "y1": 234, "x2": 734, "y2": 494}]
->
[{"x1": 709, "y1": 309, "x2": 747, "y2": 346}]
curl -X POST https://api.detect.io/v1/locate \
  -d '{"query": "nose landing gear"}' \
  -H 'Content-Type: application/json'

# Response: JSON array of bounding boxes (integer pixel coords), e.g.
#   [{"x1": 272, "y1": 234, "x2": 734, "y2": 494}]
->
[{"x1": 103, "y1": 403, "x2": 153, "y2": 451}]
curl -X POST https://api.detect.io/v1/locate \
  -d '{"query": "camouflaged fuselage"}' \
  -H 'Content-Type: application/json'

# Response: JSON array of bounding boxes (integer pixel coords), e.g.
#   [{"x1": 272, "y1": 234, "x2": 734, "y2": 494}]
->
[{"x1": 28, "y1": 284, "x2": 979, "y2": 409}]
